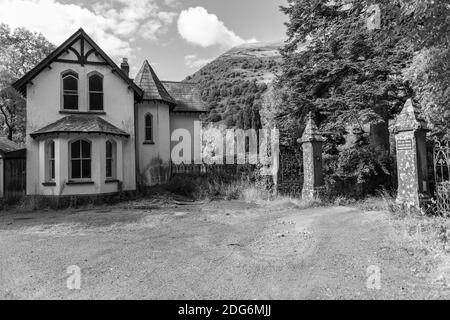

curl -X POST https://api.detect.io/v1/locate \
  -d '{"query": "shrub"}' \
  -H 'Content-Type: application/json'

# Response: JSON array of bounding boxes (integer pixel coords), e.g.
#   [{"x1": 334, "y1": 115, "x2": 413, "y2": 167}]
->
[
  {"x1": 165, "y1": 167, "x2": 273, "y2": 202},
  {"x1": 164, "y1": 175, "x2": 198, "y2": 198}
]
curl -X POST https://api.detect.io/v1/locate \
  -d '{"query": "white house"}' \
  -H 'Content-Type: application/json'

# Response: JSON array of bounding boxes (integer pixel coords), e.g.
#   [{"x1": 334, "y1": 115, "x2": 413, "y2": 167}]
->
[{"x1": 12, "y1": 28, "x2": 206, "y2": 196}]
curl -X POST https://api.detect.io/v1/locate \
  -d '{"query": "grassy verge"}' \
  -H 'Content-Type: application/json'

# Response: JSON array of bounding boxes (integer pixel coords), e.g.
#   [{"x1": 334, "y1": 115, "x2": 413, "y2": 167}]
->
[{"x1": 352, "y1": 190, "x2": 450, "y2": 286}]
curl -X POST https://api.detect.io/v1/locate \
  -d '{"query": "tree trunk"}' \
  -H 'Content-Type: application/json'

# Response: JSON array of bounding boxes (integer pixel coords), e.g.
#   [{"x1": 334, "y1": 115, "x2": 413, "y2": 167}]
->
[{"x1": 7, "y1": 127, "x2": 13, "y2": 140}]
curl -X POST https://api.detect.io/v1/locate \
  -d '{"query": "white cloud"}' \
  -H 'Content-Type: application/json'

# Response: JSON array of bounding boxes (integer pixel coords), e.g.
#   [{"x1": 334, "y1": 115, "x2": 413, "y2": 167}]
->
[
  {"x1": 140, "y1": 21, "x2": 164, "y2": 41},
  {"x1": 0, "y1": 0, "x2": 177, "y2": 58},
  {"x1": 163, "y1": 0, "x2": 181, "y2": 9},
  {"x1": 139, "y1": 11, "x2": 177, "y2": 40},
  {"x1": 178, "y1": 7, "x2": 256, "y2": 48},
  {"x1": 185, "y1": 54, "x2": 213, "y2": 69},
  {"x1": 158, "y1": 11, "x2": 177, "y2": 25}
]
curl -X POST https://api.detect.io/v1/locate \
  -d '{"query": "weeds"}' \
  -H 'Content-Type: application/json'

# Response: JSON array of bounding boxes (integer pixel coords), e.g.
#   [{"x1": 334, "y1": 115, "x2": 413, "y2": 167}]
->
[
  {"x1": 164, "y1": 175, "x2": 268, "y2": 202},
  {"x1": 0, "y1": 191, "x2": 137, "y2": 212}
]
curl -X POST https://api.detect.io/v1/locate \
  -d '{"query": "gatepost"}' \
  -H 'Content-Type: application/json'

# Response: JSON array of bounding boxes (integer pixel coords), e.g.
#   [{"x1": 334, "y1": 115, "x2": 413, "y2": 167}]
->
[
  {"x1": 298, "y1": 113, "x2": 324, "y2": 201},
  {"x1": 393, "y1": 99, "x2": 430, "y2": 208}
]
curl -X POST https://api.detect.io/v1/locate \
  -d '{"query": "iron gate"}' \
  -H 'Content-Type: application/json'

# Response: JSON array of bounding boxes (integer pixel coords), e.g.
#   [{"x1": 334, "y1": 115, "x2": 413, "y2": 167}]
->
[
  {"x1": 277, "y1": 146, "x2": 303, "y2": 197},
  {"x1": 433, "y1": 140, "x2": 450, "y2": 216}
]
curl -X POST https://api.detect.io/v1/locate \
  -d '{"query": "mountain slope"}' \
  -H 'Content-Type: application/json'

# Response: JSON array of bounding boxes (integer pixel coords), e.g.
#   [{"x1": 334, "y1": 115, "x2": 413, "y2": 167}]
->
[{"x1": 185, "y1": 41, "x2": 283, "y2": 128}]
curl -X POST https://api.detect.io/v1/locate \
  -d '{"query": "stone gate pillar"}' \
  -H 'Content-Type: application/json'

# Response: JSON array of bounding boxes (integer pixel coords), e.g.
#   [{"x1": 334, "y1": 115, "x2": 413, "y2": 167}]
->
[
  {"x1": 299, "y1": 114, "x2": 324, "y2": 201},
  {"x1": 394, "y1": 99, "x2": 430, "y2": 208}
]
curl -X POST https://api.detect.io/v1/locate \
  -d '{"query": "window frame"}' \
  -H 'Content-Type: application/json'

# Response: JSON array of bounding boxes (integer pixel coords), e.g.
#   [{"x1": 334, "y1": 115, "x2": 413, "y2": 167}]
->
[
  {"x1": 69, "y1": 139, "x2": 92, "y2": 182},
  {"x1": 88, "y1": 72, "x2": 104, "y2": 111},
  {"x1": 61, "y1": 70, "x2": 79, "y2": 110},
  {"x1": 45, "y1": 140, "x2": 56, "y2": 182},
  {"x1": 144, "y1": 113, "x2": 153, "y2": 142},
  {"x1": 105, "y1": 140, "x2": 116, "y2": 180}
]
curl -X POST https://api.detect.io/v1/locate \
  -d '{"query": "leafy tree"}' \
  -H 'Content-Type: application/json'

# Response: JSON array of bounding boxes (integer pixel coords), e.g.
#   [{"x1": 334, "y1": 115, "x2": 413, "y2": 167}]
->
[
  {"x1": 276, "y1": 0, "x2": 419, "y2": 194},
  {"x1": 251, "y1": 102, "x2": 262, "y2": 130},
  {"x1": 278, "y1": 0, "x2": 413, "y2": 142},
  {"x1": 401, "y1": 0, "x2": 450, "y2": 139},
  {"x1": 185, "y1": 43, "x2": 282, "y2": 130},
  {"x1": 0, "y1": 24, "x2": 55, "y2": 141},
  {"x1": 276, "y1": 0, "x2": 450, "y2": 195}
]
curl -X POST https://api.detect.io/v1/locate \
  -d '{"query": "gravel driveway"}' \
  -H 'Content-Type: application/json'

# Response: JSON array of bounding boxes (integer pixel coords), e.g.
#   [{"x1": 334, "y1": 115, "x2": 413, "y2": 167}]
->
[{"x1": 0, "y1": 200, "x2": 447, "y2": 299}]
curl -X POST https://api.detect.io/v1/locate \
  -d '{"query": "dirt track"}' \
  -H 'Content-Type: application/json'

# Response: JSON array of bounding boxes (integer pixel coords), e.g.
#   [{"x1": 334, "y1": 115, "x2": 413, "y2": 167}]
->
[{"x1": 0, "y1": 200, "x2": 447, "y2": 299}]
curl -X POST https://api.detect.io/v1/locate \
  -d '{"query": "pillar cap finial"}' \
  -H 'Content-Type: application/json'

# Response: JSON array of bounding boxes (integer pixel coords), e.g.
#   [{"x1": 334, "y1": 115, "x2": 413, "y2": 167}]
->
[
  {"x1": 298, "y1": 112, "x2": 323, "y2": 143},
  {"x1": 394, "y1": 99, "x2": 428, "y2": 133}
]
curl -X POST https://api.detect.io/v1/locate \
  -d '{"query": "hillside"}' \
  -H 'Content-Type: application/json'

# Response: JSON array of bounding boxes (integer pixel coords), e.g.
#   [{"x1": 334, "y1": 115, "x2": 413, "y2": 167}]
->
[{"x1": 184, "y1": 41, "x2": 283, "y2": 129}]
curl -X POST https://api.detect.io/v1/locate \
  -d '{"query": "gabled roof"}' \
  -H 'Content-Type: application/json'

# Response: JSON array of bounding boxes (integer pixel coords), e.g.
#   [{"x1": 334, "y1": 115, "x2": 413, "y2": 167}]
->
[
  {"x1": 134, "y1": 60, "x2": 176, "y2": 104},
  {"x1": 161, "y1": 81, "x2": 207, "y2": 113},
  {"x1": 30, "y1": 115, "x2": 130, "y2": 138},
  {"x1": 12, "y1": 28, "x2": 143, "y2": 100},
  {"x1": 0, "y1": 137, "x2": 23, "y2": 154}
]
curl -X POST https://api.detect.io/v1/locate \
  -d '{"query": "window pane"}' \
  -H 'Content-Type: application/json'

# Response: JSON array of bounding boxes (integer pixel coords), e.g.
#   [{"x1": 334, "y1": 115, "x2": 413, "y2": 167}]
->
[
  {"x1": 71, "y1": 141, "x2": 80, "y2": 159},
  {"x1": 145, "y1": 114, "x2": 152, "y2": 127},
  {"x1": 50, "y1": 160, "x2": 55, "y2": 180},
  {"x1": 106, "y1": 141, "x2": 112, "y2": 158},
  {"x1": 71, "y1": 160, "x2": 81, "y2": 179},
  {"x1": 63, "y1": 76, "x2": 78, "y2": 91},
  {"x1": 82, "y1": 160, "x2": 91, "y2": 179},
  {"x1": 50, "y1": 142, "x2": 55, "y2": 158},
  {"x1": 106, "y1": 159, "x2": 112, "y2": 178},
  {"x1": 64, "y1": 94, "x2": 78, "y2": 110},
  {"x1": 81, "y1": 141, "x2": 91, "y2": 159},
  {"x1": 89, "y1": 75, "x2": 103, "y2": 92},
  {"x1": 89, "y1": 93, "x2": 103, "y2": 110},
  {"x1": 145, "y1": 128, "x2": 152, "y2": 141}
]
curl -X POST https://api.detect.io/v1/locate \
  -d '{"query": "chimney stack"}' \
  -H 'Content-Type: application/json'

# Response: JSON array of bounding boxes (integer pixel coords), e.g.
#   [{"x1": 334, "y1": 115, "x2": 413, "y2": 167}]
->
[{"x1": 120, "y1": 58, "x2": 130, "y2": 77}]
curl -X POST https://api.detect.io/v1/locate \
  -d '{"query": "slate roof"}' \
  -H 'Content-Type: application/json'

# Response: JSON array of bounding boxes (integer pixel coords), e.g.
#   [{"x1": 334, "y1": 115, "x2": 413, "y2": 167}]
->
[
  {"x1": 134, "y1": 60, "x2": 176, "y2": 104},
  {"x1": 161, "y1": 81, "x2": 207, "y2": 113},
  {"x1": 0, "y1": 138, "x2": 23, "y2": 154},
  {"x1": 30, "y1": 115, "x2": 129, "y2": 138}
]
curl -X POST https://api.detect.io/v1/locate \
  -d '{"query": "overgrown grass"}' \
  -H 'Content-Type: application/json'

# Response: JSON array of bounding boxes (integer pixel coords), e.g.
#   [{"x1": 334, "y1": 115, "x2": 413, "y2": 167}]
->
[
  {"x1": 165, "y1": 175, "x2": 268, "y2": 201},
  {"x1": 390, "y1": 210, "x2": 450, "y2": 285},
  {"x1": 350, "y1": 189, "x2": 427, "y2": 217},
  {"x1": 0, "y1": 191, "x2": 137, "y2": 212},
  {"x1": 164, "y1": 175, "x2": 325, "y2": 215},
  {"x1": 353, "y1": 189, "x2": 450, "y2": 281}
]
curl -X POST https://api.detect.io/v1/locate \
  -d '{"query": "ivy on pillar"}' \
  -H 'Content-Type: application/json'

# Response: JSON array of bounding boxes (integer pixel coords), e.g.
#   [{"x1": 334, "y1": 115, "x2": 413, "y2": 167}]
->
[
  {"x1": 299, "y1": 113, "x2": 324, "y2": 201},
  {"x1": 393, "y1": 99, "x2": 430, "y2": 208}
]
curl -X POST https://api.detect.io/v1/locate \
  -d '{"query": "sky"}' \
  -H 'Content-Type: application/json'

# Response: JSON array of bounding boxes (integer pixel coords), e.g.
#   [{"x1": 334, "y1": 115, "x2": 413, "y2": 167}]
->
[{"x1": 0, "y1": 0, "x2": 288, "y2": 80}]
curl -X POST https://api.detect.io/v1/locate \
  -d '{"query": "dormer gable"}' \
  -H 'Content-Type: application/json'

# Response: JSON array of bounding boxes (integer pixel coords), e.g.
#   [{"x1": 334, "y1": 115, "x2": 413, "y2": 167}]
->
[{"x1": 12, "y1": 28, "x2": 143, "y2": 101}]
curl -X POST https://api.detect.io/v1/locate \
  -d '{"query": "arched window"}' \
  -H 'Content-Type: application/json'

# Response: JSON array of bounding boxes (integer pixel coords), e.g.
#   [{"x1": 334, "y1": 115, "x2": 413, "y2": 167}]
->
[
  {"x1": 106, "y1": 140, "x2": 116, "y2": 179},
  {"x1": 145, "y1": 113, "x2": 153, "y2": 142},
  {"x1": 70, "y1": 139, "x2": 91, "y2": 180},
  {"x1": 88, "y1": 73, "x2": 103, "y2": 111},
  {"x1": 62, "y1": 71, "x2": 78, "y2": 110},
  {"x1": 46, "y1": 140, "x2": 55, "y2": 181}
]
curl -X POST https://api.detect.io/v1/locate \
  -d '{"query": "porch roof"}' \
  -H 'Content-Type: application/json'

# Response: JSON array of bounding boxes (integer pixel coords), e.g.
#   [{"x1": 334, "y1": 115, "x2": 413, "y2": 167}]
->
[{"x1": 30, "y1": 115, "x2": 130, "y2": 138}]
